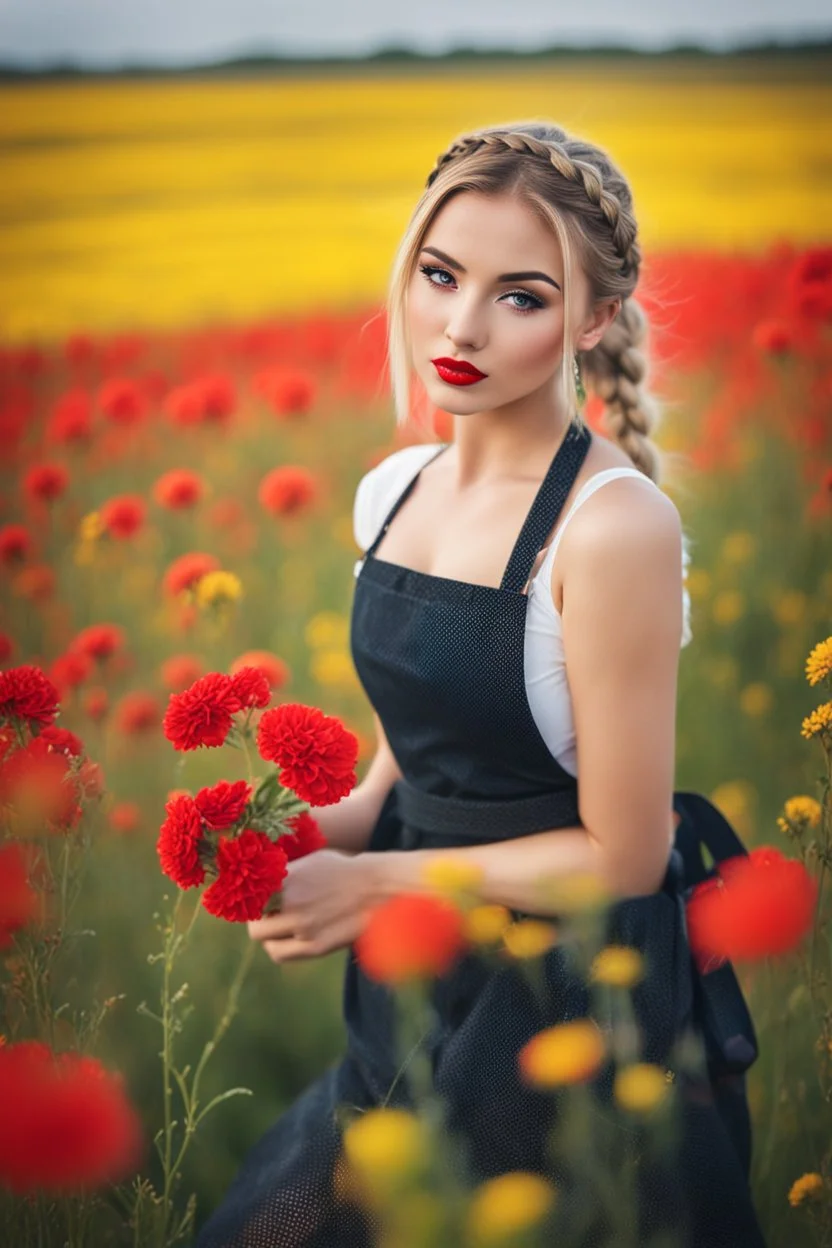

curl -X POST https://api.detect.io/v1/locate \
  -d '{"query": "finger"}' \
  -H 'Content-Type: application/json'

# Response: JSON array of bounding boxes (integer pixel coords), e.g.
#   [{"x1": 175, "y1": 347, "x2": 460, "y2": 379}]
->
[
  {"x1": 263, "y1": 936, "x2": 319, "y2": 963},
  {"x1": 247, "y1": 912, "x2": 301, "y2": 942}
]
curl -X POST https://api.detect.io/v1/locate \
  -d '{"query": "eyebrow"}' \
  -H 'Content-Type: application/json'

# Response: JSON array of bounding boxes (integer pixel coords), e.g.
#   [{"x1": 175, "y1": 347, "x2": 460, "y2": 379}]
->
[{"x1": 420, "y1": 245, "x2": 562, "y2": 291}]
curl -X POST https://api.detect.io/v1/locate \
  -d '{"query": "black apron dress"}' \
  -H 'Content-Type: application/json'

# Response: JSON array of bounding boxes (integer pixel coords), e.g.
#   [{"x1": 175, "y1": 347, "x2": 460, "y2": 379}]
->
[{"x1": 196, "y1": 423, "x2": 766, "y2": 1248}]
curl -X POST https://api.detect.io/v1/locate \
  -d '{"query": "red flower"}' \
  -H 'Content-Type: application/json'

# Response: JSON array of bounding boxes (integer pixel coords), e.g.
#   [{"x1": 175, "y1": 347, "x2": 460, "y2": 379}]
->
[
  {"x1": 97, "y1": 377, "x2": 148, "y2": 425},
  {"x1": 0, "y1": 633, "x2": 13, "y2": 663},
  {"x1": 24, "y1": 462, "x2": 70, "y2": 504},
  {"x1": 0, "y1": 523, "x2": 34, "y2": 565},
  {"x1": 157, "y1": 793, "x2": 206, "y2": 888},
  {"x1": 82, "y1": 686, "x2": 109, "y2": 722},
  {"x1": 0, "y1": 664, "x2": 60, "y2": 728},
  {"x1": 47, "y1": 389, "x2": 93, "y2": 445},
  {"x1": 99, "y1": 494, "x2": 146, "y2": 540},
  {"x1": 253, "y1": 367, "x2": 318, "y2": 417},
  {"x1": 282, "y1": 810, "x2": 327, "y2": 861},
  {"x1": 160, "y1": 653, "x2": 205, "y2": 691},
  {"x1": 14, "y1": 564, "x2": 55, "y2": 602},
  {"x1": 0, "y1": 842, "x2": 41, "y2": 948},
  {"x1": 230, "y1": 665, "x2": 272, "y2": 710},
  {"x1": 202, "y1": 829, "x2": 288, "y2": 922},
  {"x1": 686, "y1": 846, "x2": 818, "y2": 969},
  {"x1": 751, "y1": 319, "x2": 794, "y2": 355},
  {"x1": 109, "y1": 801, "x2": 141, "y2": 834},
  {"x1": 162, "y1": 551, "x2": 221, "y2": 597},
  {"x1": 163, "y1": 374, "x2": 237, "y2": 428},
  {"x1": 258, "y1": 466, "x2": 318, "y2": 517},
  {"x1": 69, "y1": 622, "x2": 126, "y2": 663},
  {"x1": 113, "y1": 690, "x2": 161, "y2": 735},
  {"x1": 153, "y1": 468, "x2": 205, "y2": 510},
  {"x1": 49, "y1": 650, "x2": 93, "y2": 693},
  {"x1": 0, "y1": 1042, "x2": 143, "y2": 1194},
  {"x1": 0, "y1": 737, "x2": 82, "y2": 832},
  {"x1": 257, "y1": 702, "x2": 357, "y2": 806},
  {"x1": 163, "y1": 672, "x2": 242, "y2": 751},
  {"x1": 230, "y1": 650, "x2": 290, "y2": 691},
  {"x1": 355, "y1": 893, "x2": 467, "y2": 984},
  {"x1": 38, "y1": 725, "x2": 84, "y2": 757},
  {"x1": 195, "y1": 779, "x2": 252, "y2": 830}
]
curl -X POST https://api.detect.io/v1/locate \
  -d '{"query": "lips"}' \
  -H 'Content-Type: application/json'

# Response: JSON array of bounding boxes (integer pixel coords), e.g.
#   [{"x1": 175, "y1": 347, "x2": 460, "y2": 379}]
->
[{"x1": 431, "y1": 357, "x2": 487, "y2": 386}]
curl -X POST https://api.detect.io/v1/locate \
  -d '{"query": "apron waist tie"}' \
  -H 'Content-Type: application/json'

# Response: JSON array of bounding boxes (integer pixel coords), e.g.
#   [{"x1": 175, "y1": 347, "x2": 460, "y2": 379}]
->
[{"x1": 393, "y1": 777, "x2": 581, "y2": 841}]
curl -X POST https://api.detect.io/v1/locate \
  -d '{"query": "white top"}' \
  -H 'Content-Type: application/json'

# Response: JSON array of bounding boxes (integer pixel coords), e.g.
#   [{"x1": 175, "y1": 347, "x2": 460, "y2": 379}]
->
[{"x1": 353, "y1": 444, "x2": 693, "y2": 779}]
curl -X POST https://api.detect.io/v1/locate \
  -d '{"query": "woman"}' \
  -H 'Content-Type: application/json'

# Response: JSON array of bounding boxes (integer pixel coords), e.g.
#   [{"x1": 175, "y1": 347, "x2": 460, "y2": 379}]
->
[{"x1": 196, "y1": 123, "x2": 766, "y2": 1247}]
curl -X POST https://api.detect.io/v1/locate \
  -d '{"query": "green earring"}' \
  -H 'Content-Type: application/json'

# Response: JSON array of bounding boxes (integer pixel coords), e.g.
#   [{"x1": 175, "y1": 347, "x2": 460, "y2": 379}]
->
[{"x1": 573, "y1": 354, "x2": 586, "y2": 407}]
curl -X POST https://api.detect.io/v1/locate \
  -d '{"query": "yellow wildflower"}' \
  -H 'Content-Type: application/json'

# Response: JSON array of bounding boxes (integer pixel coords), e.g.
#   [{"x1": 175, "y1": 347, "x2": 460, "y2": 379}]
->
[
  {"x1": 739, "y1": 682, "x2": 773, "y2": 717},
  {"x1": 310, "y1": 650, "x2": 359, "y2": 689},
  {"x1": 777, "y1": 796, "x2": 822, "y2": 837},
  {"x1": 342, "y1": 1109, "x2": 426, "y2": 1192},
  {"x1": 537, "y1": 870, "x2": 610, "y2": 914},
  {"x1": 801, "y1": 703, "x2": 832, "y2": 741},
  {"x1": 422, "y1": 857, "x2": 484, "y2": 901},
  {"x1": 519, "y1": 1020, "x2": 606, "y2": 1087},
  {"x1": 305, "y1": 610, "x2": 349, "y2": 649},
  {"x1": 772, "y1": 590, "x2": 807, "y2": 628},
  {"x1": 712, "y1": 590, "x2": 745, "y2": 626},
  {"x1": 195, "y1": 570, "x2": 242, "y2": 607},
  {"x1": 720, "y1": 531, "x2": 756, "y2": 565},
  {"x1": 685, "y1": 567, "x2": 711, "y2": 601},
  {"x1": 79, "y1": 510, "x2": 105, "y2": 542},
  {"x1": 503, "y1": 920, "x2": 557, "y2": 959},
  {"x1": 614, "y1": 1063, "x2": 671, "y2": 1113},
  {"x1": 590, "y1": 945, "x2": 645, "y2": 988},
  {"x1": 466, "y1": 1172, "x2": 556, "y2": 1244},
  {"x1": 787, "y1": 1172, "x2": 824, "y2": 1208},
  {"x1": 464, "y1": 904, "x2": 512, "y2": 946},
  {"x1": 806, "y1": 637, "x2": 832, "y2": 687},
  {"x1": 710, "y1": 781, "x2": 757, "y2": 842}
]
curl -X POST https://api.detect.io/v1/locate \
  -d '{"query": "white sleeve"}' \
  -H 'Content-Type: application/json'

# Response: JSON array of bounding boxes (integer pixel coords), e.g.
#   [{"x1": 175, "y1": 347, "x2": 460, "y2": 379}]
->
[
  {"x1": 681, "y1": 531, "x2": 693, "y2": 648},
  {"x1": 353, "y1": 464, "x2": 381, "y2": 553},
  {"x1": 352, "y1": 445, "x2": 442, "y2": 555}
]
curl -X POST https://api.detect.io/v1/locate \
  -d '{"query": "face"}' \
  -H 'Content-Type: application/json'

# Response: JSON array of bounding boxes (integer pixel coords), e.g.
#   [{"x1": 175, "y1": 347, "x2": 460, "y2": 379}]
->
[{"x1": 407, "y1": 191, "x2": 614, "y2": 419}]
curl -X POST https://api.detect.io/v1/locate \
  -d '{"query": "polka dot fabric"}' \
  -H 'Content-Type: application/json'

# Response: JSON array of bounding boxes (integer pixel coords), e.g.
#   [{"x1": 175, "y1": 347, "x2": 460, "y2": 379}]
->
[{"x1": 195, "y1": 425, "x2": 766, "y2": 1247}]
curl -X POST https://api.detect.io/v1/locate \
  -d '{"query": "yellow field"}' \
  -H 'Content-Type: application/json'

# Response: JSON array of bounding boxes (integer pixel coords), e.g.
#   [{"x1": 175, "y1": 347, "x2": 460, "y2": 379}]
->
[{"x1": 1, "y1": 56, "x2": 830, "y2": 342}]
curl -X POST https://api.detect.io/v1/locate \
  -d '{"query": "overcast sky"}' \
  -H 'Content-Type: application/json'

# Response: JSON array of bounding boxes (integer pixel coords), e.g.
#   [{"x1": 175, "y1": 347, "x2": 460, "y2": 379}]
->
[{"x1": 0, "y1": 0, "x2": 830, "y2": 67}]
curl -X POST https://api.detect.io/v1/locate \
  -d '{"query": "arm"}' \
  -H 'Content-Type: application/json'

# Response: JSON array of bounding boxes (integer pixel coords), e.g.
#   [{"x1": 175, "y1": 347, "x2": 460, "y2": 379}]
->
[
  {"x1": 364, "y1": 481, "x2": 684, "y2": 908},
  {"x1": 310, "y1": 712, "x2": 403, "y2": 855}
]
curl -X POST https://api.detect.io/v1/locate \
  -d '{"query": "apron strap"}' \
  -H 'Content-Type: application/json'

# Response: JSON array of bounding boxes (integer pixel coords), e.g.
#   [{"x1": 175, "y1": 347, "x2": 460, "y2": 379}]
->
[
  {"x1": 364, "y1": 444, "x2": 451, "y2": 559},
  {"x1": 500, "y1": 422, "x2": 593, "y2": 594},
  {"x1": 672, "y1": 790, "x2": 749, "y2": 889},
  {"x1": 394, "y1": 777, "x2": 581, "y2": 841}
]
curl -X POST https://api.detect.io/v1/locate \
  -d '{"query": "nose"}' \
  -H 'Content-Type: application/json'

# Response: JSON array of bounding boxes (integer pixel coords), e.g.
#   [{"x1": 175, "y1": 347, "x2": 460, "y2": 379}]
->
[{"x1": 444, "y1": 294, "x2": 487, "y2": 353}]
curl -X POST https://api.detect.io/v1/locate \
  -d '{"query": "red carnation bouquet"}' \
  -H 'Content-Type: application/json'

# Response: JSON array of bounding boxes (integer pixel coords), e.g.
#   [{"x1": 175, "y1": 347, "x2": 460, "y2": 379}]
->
[{"x1": 158, "y1": 666, "x2": 358, "y2": 922}]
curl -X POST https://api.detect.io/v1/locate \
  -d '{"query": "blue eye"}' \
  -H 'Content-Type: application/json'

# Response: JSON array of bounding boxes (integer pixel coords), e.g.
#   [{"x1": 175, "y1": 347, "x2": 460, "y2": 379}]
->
[{"x1": 418, "y1": 264, "x2": 545, "y2": 315}]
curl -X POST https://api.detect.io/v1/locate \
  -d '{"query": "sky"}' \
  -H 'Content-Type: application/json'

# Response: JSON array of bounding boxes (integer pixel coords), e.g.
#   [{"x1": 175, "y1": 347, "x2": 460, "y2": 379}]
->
[{"x1": 0, "y1": 0, "x2": 830, "y2": 68}]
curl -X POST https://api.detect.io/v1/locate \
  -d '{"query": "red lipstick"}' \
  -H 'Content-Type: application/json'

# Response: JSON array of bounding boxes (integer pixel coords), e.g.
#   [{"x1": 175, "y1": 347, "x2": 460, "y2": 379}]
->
[{"x1": 431, "y1": 357, "x2": 488, "y2": 386}]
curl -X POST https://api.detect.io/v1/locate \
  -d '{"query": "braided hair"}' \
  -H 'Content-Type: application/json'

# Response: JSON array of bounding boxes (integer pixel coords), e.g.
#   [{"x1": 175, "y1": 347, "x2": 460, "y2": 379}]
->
[{"x1": 386, "y1": 121, "x2": 666, "y2": 483}]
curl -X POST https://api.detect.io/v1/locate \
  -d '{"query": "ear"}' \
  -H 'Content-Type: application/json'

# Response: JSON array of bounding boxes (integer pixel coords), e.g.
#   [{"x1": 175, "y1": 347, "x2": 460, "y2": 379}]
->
[{"x1": 576, "y1": 298, "x2": 621, "y2": 352}]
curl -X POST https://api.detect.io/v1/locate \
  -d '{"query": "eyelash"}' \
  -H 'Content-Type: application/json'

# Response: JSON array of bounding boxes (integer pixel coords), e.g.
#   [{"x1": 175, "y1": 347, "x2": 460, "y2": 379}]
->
[{"x1": 417, "y1": 264, "x2": 545, "y2": 315}]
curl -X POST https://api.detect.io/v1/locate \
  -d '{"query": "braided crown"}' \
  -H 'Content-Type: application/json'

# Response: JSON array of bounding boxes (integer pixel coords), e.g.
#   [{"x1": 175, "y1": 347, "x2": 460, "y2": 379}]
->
[{"x1": 425, "y1": 130, "x2": 640, "y2": 282}]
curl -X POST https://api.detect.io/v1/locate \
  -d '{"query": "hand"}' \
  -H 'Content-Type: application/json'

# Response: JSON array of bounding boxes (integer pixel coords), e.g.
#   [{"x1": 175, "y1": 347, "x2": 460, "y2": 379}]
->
[{"x1": 247, "y1": 849, "x2": 377, "y2": 964}]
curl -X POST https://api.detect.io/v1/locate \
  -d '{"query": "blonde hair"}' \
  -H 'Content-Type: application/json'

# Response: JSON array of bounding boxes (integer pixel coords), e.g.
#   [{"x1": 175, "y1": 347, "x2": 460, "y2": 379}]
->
[{"x1": 386, "y1": 121, "x2": 669, "y2": 484}]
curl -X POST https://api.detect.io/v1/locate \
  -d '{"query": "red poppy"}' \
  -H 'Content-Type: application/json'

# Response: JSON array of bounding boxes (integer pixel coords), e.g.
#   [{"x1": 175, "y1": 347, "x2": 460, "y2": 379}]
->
[
  {"x1": 109, "y1": 801, "x2": 141, "y2": 834},
  {"x1": 0, "y1": 523, "x2": 34, "y2": 565},
  {"x1": 230, "y1": 650, "x2": 290, "y2": 691},
  {"x1": 0, "y1": 737, "x2": 82, "y2": 833},
  {"x1": 258, "y1": 466, "x2": 318, "y2": 517},
  {"x1": 38, "y1": 725, "x2": 84, "y2": 757},
  {"x1": 49, "y1": 650, "x2": 93, "y2": 693},
  {"x1": 253, "y1": 367, "x2": 318, "y2": 418},
  {"x1": 256, "y1": 702, "x2": 357, "y2": 805},
  {"x1": 0, "y1": 664, "x2": 60, "y2": 728},
  {"x1": 195, "y1": 779, "x2": 252, "y2": 830},
  {"x1": 355, "y1": 893, "x2": 468, "y2": 984},
  {"x1": 230, "y1": 665, "x2": 272, "y2": 710},
  {"x1": 97, "y1": 377, "x2": 148, "y2": 426},
  {"x1": 162, "y1": 552, "x2": 221, "y2": 598},
  {"x1": 69, "y1": 623, "x2": 126, "y2": 663},
  {"x1": 201, "y1": 829, "x2": 288, "y2": 922},
  {"x1": 13, "y1": 564, "x2": 55, "y2": 602},
  {"x1": 157, "y1": 793, "x2": 206, "y2": 889},
  {"x1": 751, "y1": 320, "x2": 794, "y2": 355},
  {"x1": 82, "y1": 686, "x2": 109, "y2": 722},
  {"x1": 160, "y1": 653, "x2": 205, "y2": 691},
  {"x1": 153, "y1": 468, "x2": 205, "y2": 510},
  {"x1": 0, "y1": 1042, "x2": 143, "y2": 1194},
  {"x1": 113, "y1": 690, "x2": 161, "y2": 735},
  {"x1": 47, "y1": 389, "x2": 93, "y2": 445},
  {"x1": 686, "y1": 846, "x2": 818, "y2": 969},
  {"x1": 282, "y1": 810, "x2": 327, "y2": 861},
  {"x1": 99, "y1": 494, "x2": 146, "y2": 540},
  {"x1": 0, "y1": 842, "x2": 41, "y2": 947},
  {"x1": 24, "y1": 462, "x2": 70, "y2": 504},
  {"x1": 163, "y1": 672, "x2": 242, "y2": 751}
]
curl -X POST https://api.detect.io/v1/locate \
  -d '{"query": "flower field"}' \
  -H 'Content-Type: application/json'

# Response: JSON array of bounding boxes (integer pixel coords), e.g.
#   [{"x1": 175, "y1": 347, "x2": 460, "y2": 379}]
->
[{"x1": 0, "y1": 58, "x2": 831, "y2": 1247}]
